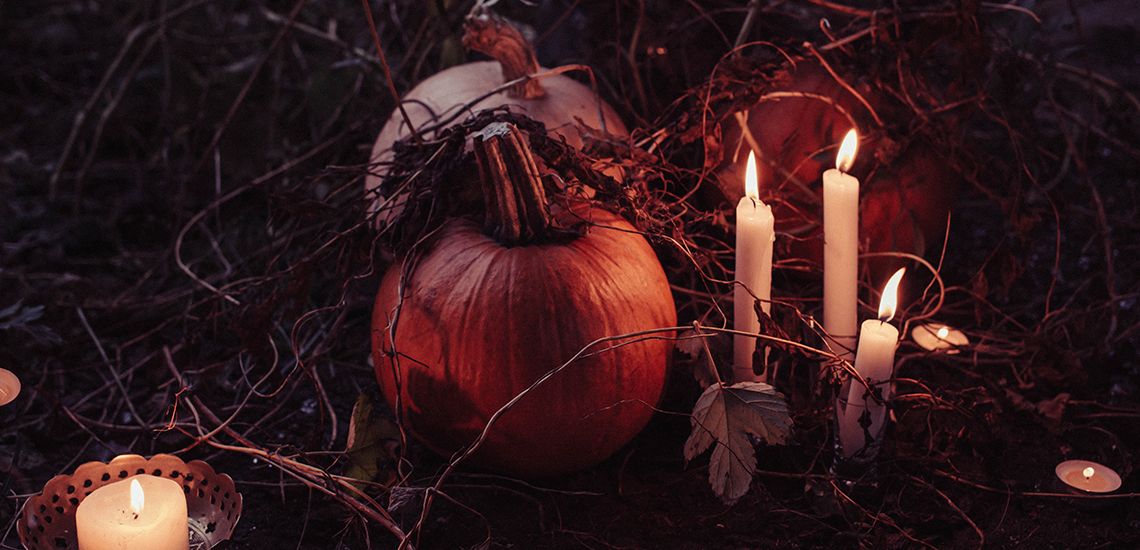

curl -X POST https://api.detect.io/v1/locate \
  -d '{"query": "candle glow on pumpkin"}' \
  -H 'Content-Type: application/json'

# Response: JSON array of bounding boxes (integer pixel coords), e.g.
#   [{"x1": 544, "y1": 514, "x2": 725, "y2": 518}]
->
[
  {"x1": 936, "y1": 326, "x2": 950, "y2": 339},
  {"x1": 1084, "y1": 466, "x2": 1095, "y2": 480},
  {"x1": 878, "y1": 268, "x2": 906, "y2": 322},
  {"x1": 836, "y1": 129, "x2": 858, "y2": 172}
]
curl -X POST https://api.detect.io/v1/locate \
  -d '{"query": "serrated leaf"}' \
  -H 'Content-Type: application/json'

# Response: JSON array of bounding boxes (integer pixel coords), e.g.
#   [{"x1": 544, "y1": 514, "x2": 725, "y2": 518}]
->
[
  {"x1": 675, "y1": 329, "x2": 719, "y2": 388},
  {"x1": 0, "y1": 301, "x2": 60, "y2": 345},
  {"x1": 684, "y1": 382, "x2": 792, "y2": 504},
  {"x1": 675, "y1": 329, "x2": 707, "y2": 360}
]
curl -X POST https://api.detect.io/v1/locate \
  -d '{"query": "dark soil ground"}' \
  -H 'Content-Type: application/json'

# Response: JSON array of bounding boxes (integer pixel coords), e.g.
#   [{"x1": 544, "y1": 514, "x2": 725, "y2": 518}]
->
[{"x1": 2, "y1": 1, "x2": 1139, "y2": 549}]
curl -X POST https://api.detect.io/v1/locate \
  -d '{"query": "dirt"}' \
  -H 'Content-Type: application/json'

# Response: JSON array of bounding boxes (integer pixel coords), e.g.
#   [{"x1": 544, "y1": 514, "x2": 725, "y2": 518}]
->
[{"x1": 2, "y1": 1, "x2": 1139, "y2": 549}]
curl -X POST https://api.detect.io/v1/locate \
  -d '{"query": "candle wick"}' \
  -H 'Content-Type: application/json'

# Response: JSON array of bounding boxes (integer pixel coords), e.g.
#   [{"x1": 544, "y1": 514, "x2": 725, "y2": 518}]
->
[{"x1": 749, "y1": 196, "x2": 757, "y2": 208}]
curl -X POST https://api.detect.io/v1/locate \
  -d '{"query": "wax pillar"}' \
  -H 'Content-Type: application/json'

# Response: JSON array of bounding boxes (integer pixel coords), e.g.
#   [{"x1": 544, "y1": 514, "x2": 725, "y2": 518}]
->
[
  {"x1": 823, "y1": 130, "x2": 860, "y2": 360},
  {"x1": 76, "y1": 475, "x2": 189, "y2": 550},
  {"x1": 837, "y1": 319, "x2": 899, "y2": 457},
  {"x1": 837, "y1": 268, "x2": 904, "y2": 459},
  {"x1": 734, "y1": 151, "x2": 775, "y2": 382}
]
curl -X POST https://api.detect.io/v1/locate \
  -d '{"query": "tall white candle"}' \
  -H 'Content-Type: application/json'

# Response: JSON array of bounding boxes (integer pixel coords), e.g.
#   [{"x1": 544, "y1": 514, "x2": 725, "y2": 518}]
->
[
  {"x1": 838, "y1": 268, "x2": 905, "y2": 459},
  {"x1": 76, "y1": 475, "x2": 189, "y2": 550},
  {"x1": 823, "y1": 129, "x2": 860, "y2": 360},
  {"x1": 733, "y1": 150, "x2": 775, "y2": 383}
]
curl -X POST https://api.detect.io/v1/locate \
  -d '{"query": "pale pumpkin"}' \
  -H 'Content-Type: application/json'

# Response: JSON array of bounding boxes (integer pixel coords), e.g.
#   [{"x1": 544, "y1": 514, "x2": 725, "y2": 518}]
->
[
  {"x1": 372, "y1": 123, "x2": 674, "y2": 478},
  {"x1": 366, "y1": 13, "x2": 627, "y2": 225}
]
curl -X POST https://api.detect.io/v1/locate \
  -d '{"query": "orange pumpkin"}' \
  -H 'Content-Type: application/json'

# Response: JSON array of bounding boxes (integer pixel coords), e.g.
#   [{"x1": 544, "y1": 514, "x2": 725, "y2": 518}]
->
[
  {"x1": 372, "y1": 123, "x2": 674, "y2": 477},
  {"x1": 366, "y1": 13, "x2": 627, "y2": 225}
]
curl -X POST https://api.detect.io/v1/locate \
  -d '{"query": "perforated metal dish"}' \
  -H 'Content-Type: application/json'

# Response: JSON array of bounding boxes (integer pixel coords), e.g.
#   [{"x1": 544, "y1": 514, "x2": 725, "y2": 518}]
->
[{"x1": 18, "y1": 454, "x2": 241, "y2": 550}]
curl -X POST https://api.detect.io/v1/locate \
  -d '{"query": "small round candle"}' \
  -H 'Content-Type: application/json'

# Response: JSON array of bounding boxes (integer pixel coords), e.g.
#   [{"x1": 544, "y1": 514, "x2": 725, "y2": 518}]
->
[
  {"x1": 1055, "y1": 460, "x2": 1122, "y2": 493},
  {"x1": 0, "y1": 368, "x2": 20, "y2": 406},
  {"x1": 76, "y1": 474, "x2": 189, "y2": 550},
  {"x1": 911, "y1": 323, "x2": 969, "y2": 353}
]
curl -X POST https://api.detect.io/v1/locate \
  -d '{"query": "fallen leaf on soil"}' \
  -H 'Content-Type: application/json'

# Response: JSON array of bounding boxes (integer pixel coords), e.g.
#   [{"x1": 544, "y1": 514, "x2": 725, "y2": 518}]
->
[
  {"x1": 684, "y1": 382, "x2": 792, "y2": 504},
  {"x1": 345, "y1": 394, "x2": 402, "y2": 488}
]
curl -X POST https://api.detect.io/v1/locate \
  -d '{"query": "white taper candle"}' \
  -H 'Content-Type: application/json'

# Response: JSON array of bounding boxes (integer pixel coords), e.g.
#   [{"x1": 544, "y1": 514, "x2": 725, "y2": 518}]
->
[
  {"x1": 734, "y1": 151, "x2": 775, "y2": 382},
  {"x1": 838, "y1": 268, "x2": 905, "y2": 459},
  {"x1": 823, "y1": 129, "x2": 860, "y2": 360}
]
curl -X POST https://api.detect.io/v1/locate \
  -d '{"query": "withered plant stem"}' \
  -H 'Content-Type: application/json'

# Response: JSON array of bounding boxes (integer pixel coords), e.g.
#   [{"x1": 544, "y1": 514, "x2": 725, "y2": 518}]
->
[
  {"x1": 360, "y1": 0, "x2": 421, "y2": 144},
  {"x1": 463, "y1": 11, "x2": 546, "y2": 99},
  {"x1": 473, "y1": 122, "x2": 552, "y2": 245}
]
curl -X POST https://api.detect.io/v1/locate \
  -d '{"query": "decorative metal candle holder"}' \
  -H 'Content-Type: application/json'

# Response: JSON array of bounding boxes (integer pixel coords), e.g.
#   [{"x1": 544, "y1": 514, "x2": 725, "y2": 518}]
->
[
  {"x1": 832, "y1": 381, "x2": 888, "y2": 467},
  {"x1": 18, "y1": 454, "x2": 241, "y2": 550}
]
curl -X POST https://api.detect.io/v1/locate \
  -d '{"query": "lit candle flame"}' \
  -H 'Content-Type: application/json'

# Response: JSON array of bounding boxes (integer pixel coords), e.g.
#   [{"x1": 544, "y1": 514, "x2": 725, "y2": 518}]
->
[
  {"x1": 936, "y1": 326, "x2": 950, "y2": 340},
  {"x1": 836, "y1": 129, "x2": 858, "y2": 172},
  {"x1": 129, "y1": 478, "x2": 145, "y2": 515},
  {"x1": 745, "y1": 150, "x2": 759, "y2": 202},
  {"x1": 1083, "y1": 466, "x2": 1095, "y2": 480},
  {"x1": 877, "y1": 268, "x2": 906, "y2": 322}
]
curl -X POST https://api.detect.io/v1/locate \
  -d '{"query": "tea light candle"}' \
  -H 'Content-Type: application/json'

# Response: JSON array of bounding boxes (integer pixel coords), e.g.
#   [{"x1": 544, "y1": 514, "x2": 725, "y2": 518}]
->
[
  {"x1": 823, "y1": 129, "x2": 860, "y2": 360},
  {"x1": 733, "y1": 150, "x2": 776, "y2": 383},
  {"x1": 76, "y1": 475, "x2": 189, "y2": 550},
  {"x1": 911, "y1": 323, "x2": 969, "y2": 353},
  {"x1": 1055, "y1": 460, "x2": 1122, "y2": 493},
  {"x1": 0, "y1": 368, "x2": 20, "y2": 406},
  {"x1": 838, "y1": 268, "x2": 905, "y2": 458}
]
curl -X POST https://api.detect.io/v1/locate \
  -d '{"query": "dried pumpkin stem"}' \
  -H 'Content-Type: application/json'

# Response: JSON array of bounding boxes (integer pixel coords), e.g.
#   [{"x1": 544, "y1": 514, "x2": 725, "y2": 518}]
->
[
  {"x1": 463, "y1": 11, "x2": 546, "y2": 99},
  {"x1": 474, "y1": 122, "x2": 551, "y2": 245}
]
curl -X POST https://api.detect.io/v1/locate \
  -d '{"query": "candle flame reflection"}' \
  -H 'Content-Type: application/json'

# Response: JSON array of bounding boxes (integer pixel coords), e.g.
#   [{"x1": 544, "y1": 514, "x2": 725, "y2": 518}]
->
[
  {"x1": 877, "y1": 268, "x2": 906, "y2": 322},
  {"x1": 1083, "y1": 467, "x2": 1095, "y2": 480},
  {"x1": 130, "y1": 478, "x2": 145, "y2": 515},
  {"x1": 745, "y1": 150, "x2": 759, "y2": 202},
  {"x1": 936, "y1": 326, "x2": 950, "y2": 339},
  {"x1": 836, "y1": 129, "x2": 858, "y2": 172}
]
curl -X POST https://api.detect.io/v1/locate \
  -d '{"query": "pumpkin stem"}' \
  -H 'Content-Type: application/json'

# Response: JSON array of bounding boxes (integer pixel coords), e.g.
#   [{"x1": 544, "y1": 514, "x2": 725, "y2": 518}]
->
[
  {"x1": 463, "y1": 11, "x2": 546, "y2": 100},
  {"x1": 474, "y1": 122, "x2": 551, "y2": 245}
]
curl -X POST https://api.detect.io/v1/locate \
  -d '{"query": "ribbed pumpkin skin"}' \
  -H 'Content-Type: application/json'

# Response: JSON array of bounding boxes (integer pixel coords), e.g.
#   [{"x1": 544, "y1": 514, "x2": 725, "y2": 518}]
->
[
  {"x1": 366, "y1": 61, "x2": 628, "y2": 221},
  {"x1": 371, "y1": 205, "x2": 675, "y2": 478}
]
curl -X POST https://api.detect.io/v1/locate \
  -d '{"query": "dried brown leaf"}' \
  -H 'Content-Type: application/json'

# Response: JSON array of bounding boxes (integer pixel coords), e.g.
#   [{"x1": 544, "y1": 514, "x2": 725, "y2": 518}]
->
[{"x1": 684, "y1": 382, "x2": 792, "y2": 504}]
